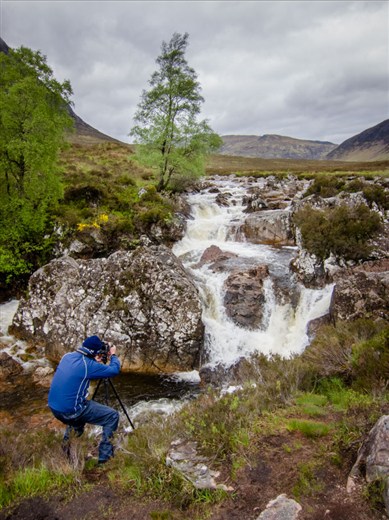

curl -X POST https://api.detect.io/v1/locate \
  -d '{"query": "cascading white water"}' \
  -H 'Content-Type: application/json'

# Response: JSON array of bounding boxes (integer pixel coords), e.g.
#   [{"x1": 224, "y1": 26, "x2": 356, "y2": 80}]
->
[{"x1": 173, "y1": 176, "x2": 334, "y2": 368}]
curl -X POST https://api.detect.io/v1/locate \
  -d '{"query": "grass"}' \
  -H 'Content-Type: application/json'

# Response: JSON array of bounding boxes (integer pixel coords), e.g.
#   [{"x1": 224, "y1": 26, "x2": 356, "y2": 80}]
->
[
  {"x1": 206, "y1": 153, "x2": 389, "y2": 177},
  {"x1": 286, "y1": 419, "x2": 331, "y2": 438}
]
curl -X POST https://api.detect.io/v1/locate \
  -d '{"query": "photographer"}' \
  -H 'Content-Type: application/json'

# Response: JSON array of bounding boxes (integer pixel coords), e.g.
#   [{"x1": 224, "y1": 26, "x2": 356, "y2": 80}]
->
[{"x1": 48, "y1": 335, "x2": 120, "y2": 465}]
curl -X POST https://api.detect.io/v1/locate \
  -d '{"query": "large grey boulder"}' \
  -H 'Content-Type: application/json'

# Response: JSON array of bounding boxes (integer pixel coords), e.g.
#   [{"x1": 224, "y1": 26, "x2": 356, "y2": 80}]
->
[
  {"x1": 242, "y1": 210, "x2": 294, "y2": 246},
  {"x1": 11, "y1": 246, "x2": 204, "y2": 373},
  {"x1": 347, "y1": 415, "x2": 389, "y2": 515},
  {"x1": 224, "y1": 265, "x2": 270, "y2": 329},
  {"x1": 330, "y1": 268, "x2": 389, "y2": 322}
]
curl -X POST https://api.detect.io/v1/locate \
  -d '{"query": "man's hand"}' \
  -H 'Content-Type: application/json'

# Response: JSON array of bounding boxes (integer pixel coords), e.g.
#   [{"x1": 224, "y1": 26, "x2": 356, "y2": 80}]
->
[{"x1": 109, "y1": 345, "x2": 116, "y2": 356}]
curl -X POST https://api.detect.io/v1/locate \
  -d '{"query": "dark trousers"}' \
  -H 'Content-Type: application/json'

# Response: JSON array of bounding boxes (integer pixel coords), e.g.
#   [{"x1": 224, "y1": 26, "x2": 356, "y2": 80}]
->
[{"x1": 51, "y1": 400, "x2": 119, "y2": 462}]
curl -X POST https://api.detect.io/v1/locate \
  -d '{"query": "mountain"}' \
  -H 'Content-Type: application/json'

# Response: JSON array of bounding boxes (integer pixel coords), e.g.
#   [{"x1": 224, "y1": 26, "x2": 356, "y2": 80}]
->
[
  {"x1": 219, "y1": 134, "x2": 337, "y2": 160},
  {"x1": 326, "y1": 120, "x2": 389, "y2": 162},
  {"x1": 0, "y1": 37, "x2": 119, "y2": 146}
]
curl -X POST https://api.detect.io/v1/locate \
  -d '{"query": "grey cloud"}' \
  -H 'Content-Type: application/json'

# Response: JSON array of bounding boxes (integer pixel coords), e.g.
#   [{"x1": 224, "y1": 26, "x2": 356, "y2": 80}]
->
[{"x1": 2, "y1": 0, "x2": 388, "y2": 144}]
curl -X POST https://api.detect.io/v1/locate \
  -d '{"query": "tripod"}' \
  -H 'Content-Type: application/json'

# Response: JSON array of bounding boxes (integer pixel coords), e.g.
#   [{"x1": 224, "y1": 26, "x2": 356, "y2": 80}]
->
[{"x1": 92, "y1": 377, "x2": 135, "y2": 430}]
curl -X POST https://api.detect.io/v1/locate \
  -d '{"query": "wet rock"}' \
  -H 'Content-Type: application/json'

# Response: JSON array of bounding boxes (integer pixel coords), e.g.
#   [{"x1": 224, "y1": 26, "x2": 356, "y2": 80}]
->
[
  {"x1": 32, "y1": 366, "x2": 54, "y2": 387},
  {"x1": 330, "y1": 269, "x2": 389, "y2": 322},
  {"x1": 0, "y1": 352, "x2": 23, "y2": 379},
  {"x1": 306, "y1": 314, "x2": 332, "y2": 340},
  {"x1": 242, "y1": 210, "x2": 294, "y2": 246},
  {"x1": 256, "y1": 494, "x2": 302, "y2": 519},
  {"x1": 347, "y1": 415, "x2": 389, "y2": 515},
  {"x1": 195, "y1": 245, "x2": 238, "y2": 270},
  {"x1": 11, "y1": 246, "x2": 204, "y2": 374},
  {"x1": 224, "y1": 265, "x2": 270, "y2": 329},
  {"x1": 166, "y1": 439, "x2": 233, "y2": 491},
  {"x1": 243, "y1": 192, "x2": 268, "y2": 213},
  {"x1": 215, "y1": 192, "x2": 231, "y2": 206},
  {"x1": 290, "y1": 249, "x2": 327, "y2": 288}
]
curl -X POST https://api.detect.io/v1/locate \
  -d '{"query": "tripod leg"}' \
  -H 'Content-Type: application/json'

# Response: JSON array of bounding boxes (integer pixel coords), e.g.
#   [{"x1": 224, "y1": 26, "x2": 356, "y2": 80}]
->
[
  {"x1": 108, "y1": 379, "x2": 135, "y2": 430},
  {"x1": 92, "y1": 378, "x2": 103, "y2": 400}
]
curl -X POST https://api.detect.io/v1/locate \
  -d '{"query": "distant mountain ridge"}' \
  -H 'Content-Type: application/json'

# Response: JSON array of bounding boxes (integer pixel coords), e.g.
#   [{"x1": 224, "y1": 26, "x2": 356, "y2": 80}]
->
[
  {"x1": 326, "y1": 119, "x2": 389, "y2": 162},
  {"x1": 220, "y1": 134, "x2": 337, "y2": 160}
]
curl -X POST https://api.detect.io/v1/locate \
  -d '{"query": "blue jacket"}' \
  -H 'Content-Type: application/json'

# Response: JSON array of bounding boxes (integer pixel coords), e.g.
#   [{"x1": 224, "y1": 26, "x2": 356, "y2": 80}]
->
[{"x1": 48, "y1": 351, "x2": 121, "y2": 414}]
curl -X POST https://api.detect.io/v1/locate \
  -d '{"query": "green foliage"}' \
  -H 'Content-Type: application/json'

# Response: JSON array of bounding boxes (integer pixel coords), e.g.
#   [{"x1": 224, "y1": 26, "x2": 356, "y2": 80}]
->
[
  {"x1": 361, "y1": 183, "x2": 389, "y2": 210},
  {"x1": 304, "y1": 175, "x2": 346, "y2": 198},
  {"x1": 302, "y1": 320, "x2": 388, "y2": 393},
  {"x1": 292, "y1": 461, "x2": 324, "y2": 499},
  {"x1": 351, "y1": 327, "x2": 389, "y2": 391},
  {"x1": 286, "y1": 419, "x2": 331, "y2": 438},
  {"x1": 0, "y1": 46, "x2": 73, "y2": 286},
  {"x1": 364, "y1": 479, "x2": 387, "y2": 513},
  {"x1": 293, "y1": 202, "x2": 382, "y2": 261},
  {"x1": 6, "y1": 466, "x2": 72, "y2": 505},
  {"x1": 294, "y1": 393, "x2": 328, "y2": 417},
  {"x1": 130, "y1": 32, "x2": 222, "y2": 191}
]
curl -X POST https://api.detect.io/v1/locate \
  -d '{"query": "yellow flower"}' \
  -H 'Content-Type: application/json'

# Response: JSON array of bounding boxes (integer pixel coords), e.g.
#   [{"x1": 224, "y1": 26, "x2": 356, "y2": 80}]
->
[{"x1": 98, "y1": 213, "x2": 109, "y2": 223}]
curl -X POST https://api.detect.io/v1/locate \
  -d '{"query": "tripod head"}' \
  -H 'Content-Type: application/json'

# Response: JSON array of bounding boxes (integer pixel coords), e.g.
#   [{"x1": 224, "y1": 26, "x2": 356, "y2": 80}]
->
[{"x1": 97, "y1": 341, "x2": 111, "y2": 364}]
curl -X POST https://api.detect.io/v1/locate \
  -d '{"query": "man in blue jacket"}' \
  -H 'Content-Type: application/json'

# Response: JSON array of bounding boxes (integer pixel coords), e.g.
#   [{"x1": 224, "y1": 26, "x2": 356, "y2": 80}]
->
[{"x1": 48, "y1": 335, "x2": 121, "y2": 464}]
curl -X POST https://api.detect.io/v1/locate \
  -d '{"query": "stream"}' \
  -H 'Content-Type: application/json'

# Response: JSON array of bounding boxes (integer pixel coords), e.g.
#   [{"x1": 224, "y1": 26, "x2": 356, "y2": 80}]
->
[
  {"x1": 173, "y1": 175, "x2": 333, "y2": 368},
  {"x1": 0, "y1": 175, "x2": 334, "y2": 426}
]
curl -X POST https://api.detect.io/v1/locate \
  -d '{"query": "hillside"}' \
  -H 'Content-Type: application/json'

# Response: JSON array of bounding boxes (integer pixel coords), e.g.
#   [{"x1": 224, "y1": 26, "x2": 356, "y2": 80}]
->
[
  {"x1": 66, "y1": 106, "x2": 121, "y2": 146},
  {"x1": 219, "y1": 134, "x2": 337, "y2": 160},
  {"x1": 0, "y1": 37, "x2": 119, "y2": 146},
  {"x1": 326, "y1": 119, "x2": 389, "y2": 162}
]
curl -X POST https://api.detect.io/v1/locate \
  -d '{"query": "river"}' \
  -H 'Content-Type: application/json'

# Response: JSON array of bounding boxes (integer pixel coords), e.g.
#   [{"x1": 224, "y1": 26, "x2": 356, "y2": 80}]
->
[
  {"x1": 173, "y1": 175, "x2": 333, "y2": 367},
  {"x1": 0, "y1": 175, "x2": 333, "y2": 426}
]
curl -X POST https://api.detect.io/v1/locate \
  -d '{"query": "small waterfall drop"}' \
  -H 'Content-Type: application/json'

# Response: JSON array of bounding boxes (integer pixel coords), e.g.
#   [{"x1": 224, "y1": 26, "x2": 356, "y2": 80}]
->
[{"x1": 173, "y1": 176, "x2": 334, "y2": 369}]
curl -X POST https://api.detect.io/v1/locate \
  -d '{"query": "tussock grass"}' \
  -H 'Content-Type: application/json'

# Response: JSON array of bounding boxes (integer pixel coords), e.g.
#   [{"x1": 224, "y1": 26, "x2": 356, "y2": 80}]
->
[{"x1": 286, "y1": 419, "x2": 331, "y2": 438}]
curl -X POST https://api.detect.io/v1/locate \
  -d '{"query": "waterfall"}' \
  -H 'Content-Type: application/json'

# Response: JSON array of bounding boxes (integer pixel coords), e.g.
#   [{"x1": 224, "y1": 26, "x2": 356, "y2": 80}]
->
[{"x1": 173, "y1": 176, "x2": 334, "y2": 369}]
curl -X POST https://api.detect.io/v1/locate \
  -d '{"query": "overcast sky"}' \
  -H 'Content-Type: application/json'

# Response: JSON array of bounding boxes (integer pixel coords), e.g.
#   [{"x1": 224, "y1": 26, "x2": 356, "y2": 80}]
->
[{"x1": 1, "y1": 0, "x2": 388, "y2": 144}]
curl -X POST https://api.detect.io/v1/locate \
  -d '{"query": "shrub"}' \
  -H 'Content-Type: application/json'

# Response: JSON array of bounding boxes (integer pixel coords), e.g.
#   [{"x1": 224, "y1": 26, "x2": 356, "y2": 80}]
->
[
  {"x1": 293, "y1": 203, "x2": 383, "y2": 261},
  {"x1": 352, "y1": 327, "x2": 389, "y2": 392},
  {"x1": 303, "y1": 320, "x2": 388, "y2": 393},
  {"x1": 304, "y1": 175, "x2": 345, "y2": 198}
]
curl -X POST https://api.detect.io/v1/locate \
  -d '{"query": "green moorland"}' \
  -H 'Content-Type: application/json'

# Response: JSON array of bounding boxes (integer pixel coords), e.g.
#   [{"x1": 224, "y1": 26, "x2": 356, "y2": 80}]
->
[{"x1": 0, "y1": 141, "x2": 388, "y2": 518}]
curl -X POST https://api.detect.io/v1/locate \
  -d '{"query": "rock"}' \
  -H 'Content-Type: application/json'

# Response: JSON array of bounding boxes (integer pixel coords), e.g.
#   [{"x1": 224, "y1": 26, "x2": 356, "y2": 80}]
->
[
  {"x1": 330, "y1": 269, "x2": 389, "y2": 322},
  {"x1": 166, "y1": 439, "x2": 233, "y2": 491},
  {"x1": 256, "y1": 494, "x2": 302, "y2": 520},
  {"x1": 0, "y1": 352, "x2": 23, "y2": 380},
  {"x1": 195, "y1": 245, "x2": 238, "y2": 270},
  {"x1": 215, "y1": 192, "x2": 231, "y2": 206},
  {"x1": 32, "y1": 366, "x2": 54, "y2": 387},
  {"x1": 242, "y1": 210, "x2": 294, "y2": 246},
  {"x1": 11, "y1": 246, "x2": 204, "y2": 373},
  {"x1": 347, "y1": 415, "x2": 389, "y2": 515},
  {"x1": 306, "y1": 314, "x2": 332, "y2": 340},
  {"x1": 243, "y1": 192, "x2": 268, "y2": 213},
  {"x1": 224, "y1": 265, "x2": 270, "y2": 329}
]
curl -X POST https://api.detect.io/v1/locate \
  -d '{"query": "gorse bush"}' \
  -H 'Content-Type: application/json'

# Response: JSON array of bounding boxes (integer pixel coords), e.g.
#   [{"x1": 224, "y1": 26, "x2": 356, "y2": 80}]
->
[{"x1": 293, "y1": 203, "x2": 382, "y2": 261}]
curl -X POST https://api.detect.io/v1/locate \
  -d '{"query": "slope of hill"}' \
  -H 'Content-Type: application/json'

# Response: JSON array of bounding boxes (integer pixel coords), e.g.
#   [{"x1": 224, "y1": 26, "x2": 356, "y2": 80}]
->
[
  {"x1": 326, "y1": 119, "x2": 389, "y2": 162},
  {"x1": 219, "y1": 134, "x2": 337, "y2": 160},
  {"x1": 66, "y1": 106, "x2": 121, "y2": 145},
  {"x1": 0, "y1": 37, "x2": 120, "y2": 146}
]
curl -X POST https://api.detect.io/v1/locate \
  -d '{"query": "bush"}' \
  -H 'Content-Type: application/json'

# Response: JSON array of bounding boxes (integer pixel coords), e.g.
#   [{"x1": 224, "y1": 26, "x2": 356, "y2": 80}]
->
[
  {"x1": 302, "y1": 320, "x2": 388, "y2": 391},
  {"x1": 352, "y1": 327, "x2": 389, "y2": 392},
  {"x1": 293, "y1": 203, "x2": 383, "y2": 261},
  {"x1": 304, "y1": 175, "x2": 346, "y2": 198}
]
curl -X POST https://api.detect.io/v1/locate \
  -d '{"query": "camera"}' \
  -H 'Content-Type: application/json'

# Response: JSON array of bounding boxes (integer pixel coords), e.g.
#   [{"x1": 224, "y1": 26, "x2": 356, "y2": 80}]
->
[{"x1": 98, "y1": 341, "x2": 111, "y2": 364}]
